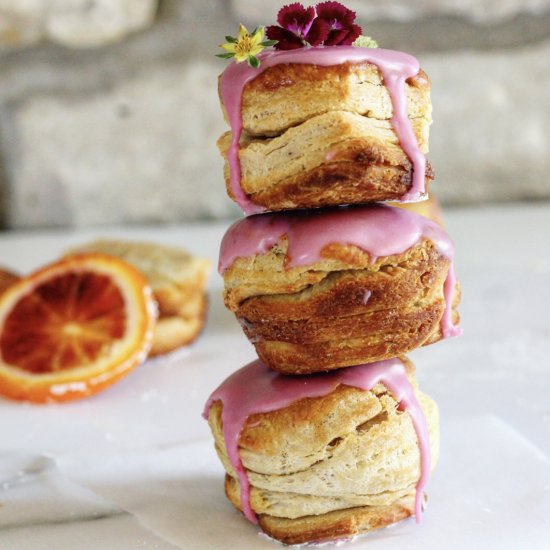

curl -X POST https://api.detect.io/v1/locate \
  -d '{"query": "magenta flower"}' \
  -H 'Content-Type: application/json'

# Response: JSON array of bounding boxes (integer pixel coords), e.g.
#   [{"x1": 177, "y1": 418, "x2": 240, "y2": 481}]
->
[
  {"x1": 266, "y1": 3, "x2": 316, "y2": 50},
  {"x1": 315, "y1": 1, "x2": 361, "y2": 45},
  {"x1": 266, "y1": 2, "x2": 362, "y2": 50},
  {"x1": 278, "y1": 2, "x2": 316, "y2": 35}
]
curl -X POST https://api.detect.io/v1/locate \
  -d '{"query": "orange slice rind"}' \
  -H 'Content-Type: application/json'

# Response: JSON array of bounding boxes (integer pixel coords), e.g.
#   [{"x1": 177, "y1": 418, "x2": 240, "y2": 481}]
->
[
  {"x1": 0, "y1": 268, "x2": 20, "y2": 295},
  {"x1": 0, "y1": 254, "x2": 157, "y2": 403}
]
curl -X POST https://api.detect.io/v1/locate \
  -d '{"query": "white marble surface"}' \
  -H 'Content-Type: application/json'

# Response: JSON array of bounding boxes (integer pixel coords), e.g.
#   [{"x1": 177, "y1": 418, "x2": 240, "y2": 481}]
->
[{"x1": 0, "y1": 204, "x2": 549, "y2": 549}]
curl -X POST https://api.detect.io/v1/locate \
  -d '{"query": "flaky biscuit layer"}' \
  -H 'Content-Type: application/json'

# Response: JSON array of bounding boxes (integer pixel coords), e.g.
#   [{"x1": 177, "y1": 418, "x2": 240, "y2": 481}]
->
[
  {"x1": 218, "y1": 110, "x2": 433, "y2": 209},
  {"x1": 222, "y1": 62, "x2": 431, "y2": 138},
  {"x1": 223, "y1": 238, "x2": 459, "y2": 373},
  {"x1": 207, "y1": 359, "x2": 438, "y2": 543}
]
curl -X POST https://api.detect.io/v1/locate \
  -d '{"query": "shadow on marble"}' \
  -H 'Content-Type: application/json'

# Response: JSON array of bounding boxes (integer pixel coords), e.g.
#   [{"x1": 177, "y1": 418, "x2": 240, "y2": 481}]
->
[{"x1": 0, "y1": 452, "x2": 119, "y2": 530}]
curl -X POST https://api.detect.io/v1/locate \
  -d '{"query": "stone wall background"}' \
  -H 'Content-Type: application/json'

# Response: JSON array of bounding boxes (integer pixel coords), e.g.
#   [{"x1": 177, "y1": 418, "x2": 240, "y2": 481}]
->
[{"x1": 0, "y1": 0, "x2": 549, "y2": 229}]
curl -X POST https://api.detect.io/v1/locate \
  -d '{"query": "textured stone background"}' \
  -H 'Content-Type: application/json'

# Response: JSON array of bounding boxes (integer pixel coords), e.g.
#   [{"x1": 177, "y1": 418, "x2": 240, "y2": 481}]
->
[{"x1": 0, "y1": 0, "x2": 549, "y2": 229}]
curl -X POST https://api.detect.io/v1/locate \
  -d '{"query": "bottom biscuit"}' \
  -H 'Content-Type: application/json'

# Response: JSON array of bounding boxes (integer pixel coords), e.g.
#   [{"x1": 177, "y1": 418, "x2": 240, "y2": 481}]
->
[
  {"x1": 205, "y1": 358, "x2": 439, "y2": 545},
  {"x1": 226, "y1": 474, "x2": 416, "y2": 545}
]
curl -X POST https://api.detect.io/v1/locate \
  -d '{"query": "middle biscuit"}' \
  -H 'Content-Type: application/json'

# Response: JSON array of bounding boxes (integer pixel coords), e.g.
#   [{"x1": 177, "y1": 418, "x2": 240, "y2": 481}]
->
[{"x1": 219, "y1": 204, "x2": 461, "y2": 374}]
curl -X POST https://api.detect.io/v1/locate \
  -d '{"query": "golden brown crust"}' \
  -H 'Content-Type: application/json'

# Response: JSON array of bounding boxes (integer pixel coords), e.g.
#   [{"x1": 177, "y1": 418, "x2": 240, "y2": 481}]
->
[
  {"x1": 227, "y1": 479, "x2": 416, "y2": 546},
  {"x1": 224, "y1": 239, "x2": 459, "y2": 373},
  {"x1": 207, "y1": 361, "x2": 439, "y2": 544},
  {"x1": 256, "y1": 496, "x2": 415, "y2": 545},
  {"x1": 248, "y1": 159, "x2": 433, "y2": 211},
  {"x1": 219, "y1": 62, "x2": 432, "y2": 211},
  {"x1": 224, "y1": 62, "x2": 431, "y2": 138},
  {"x1": 218, "y1": 110, "x2": 433, "y2": 210}
]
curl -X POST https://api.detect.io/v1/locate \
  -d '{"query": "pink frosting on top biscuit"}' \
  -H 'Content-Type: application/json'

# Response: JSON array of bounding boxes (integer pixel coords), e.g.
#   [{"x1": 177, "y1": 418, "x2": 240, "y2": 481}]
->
[
  {"x1": 219, "y1": 46, "x2": 427, "y2": 214},
  {"x1": 219, "y1": 204, "x2": 461, "y2": 339}
]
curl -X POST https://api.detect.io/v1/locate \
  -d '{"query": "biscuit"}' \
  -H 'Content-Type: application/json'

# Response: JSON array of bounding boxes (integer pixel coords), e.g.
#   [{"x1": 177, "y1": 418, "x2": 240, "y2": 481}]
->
[
  {"x1": 223, "y1": 61, "x2": 431, "y2": 138},
  {"x1": 206, "y1": 357, "x2": 439, "y2": 544},
  {"x1": 218, "y1": 57, "x2": 433, "y2": 211},
  {"x1": 227, "y1": 477, "x2": 417, "y2": 545},
  {"x1": 149, "y1": 295, "x2": 207, "y2": 357},
  {"x1": 218, "y1": 110, "x2": 433, "y2": 210},
  {"x1": 220, "y1": 205, "x2": 460, "y2": 374}
]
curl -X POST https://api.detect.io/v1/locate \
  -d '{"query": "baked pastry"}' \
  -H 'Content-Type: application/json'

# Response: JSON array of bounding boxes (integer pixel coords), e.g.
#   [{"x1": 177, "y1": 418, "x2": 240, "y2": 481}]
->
[
  {"x1": 218, "y1": 111, "x2": 433, "y2": 211},
  {"x1": 218, "y1": 47, "x2": 433, "y2": 214},
  {"x1": 204, "y1": 357, "x2": 439, "y2": 545},
  {"x1": 151, "y1": 294, "x2": 208, "y2": 357},
  {"x1": 67, "y1": 240, "x2": 210, "y2": 356},
  {"x1": 219, "y1": 204, "x2": 461, "y2": 374}
]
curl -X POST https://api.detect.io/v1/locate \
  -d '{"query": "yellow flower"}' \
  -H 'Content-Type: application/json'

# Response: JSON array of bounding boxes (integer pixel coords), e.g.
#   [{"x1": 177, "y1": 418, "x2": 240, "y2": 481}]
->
[{"x1": 217, "y1": 25, "x2": 277, "y2": 68}]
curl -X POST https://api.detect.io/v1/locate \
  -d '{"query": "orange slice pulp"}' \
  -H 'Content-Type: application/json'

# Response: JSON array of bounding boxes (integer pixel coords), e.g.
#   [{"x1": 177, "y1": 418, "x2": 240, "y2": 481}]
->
[{"x1": 0, "y1": 254, "x2": 157, "y2": 403}]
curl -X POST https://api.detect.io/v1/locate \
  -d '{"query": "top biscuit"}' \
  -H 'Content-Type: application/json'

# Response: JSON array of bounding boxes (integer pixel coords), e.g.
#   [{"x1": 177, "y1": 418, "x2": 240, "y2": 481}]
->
[
  {"x1": 220, "y1": 61, "x2": 432, "y2": 138},
  {"x1": 218, "y1": 49, "x2": 434, "y2": 211}
]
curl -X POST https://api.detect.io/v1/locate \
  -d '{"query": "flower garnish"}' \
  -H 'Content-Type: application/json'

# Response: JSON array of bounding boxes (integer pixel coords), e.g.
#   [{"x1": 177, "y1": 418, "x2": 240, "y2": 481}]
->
[
  {"x1": 353, "y1": 35, "x2": 378, "y2": 48},
  {"x1": 217, "y1": 25, "x2": 278, "y2": 68},
  {"x1": 315, "y1": 2, "x2": 361, "y2": 46},
  {"x1": 266, "y1": 2, "x2": 364, "y2": 50},
  {"x1": 216, "y1": 3, "x2": 377, "y2": 64},
  {"x1": 265, "y1": 3, "x2": 316, "y2": 50}
]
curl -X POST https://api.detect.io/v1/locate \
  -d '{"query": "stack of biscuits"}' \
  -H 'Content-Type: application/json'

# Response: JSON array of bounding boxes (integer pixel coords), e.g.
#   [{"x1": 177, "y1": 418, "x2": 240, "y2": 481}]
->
[{"x1": 205, "y1": 49, "x2": 461, "y2": 545}]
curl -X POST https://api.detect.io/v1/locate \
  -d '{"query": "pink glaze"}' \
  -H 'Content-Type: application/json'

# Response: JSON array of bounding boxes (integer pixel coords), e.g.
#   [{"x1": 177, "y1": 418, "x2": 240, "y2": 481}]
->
[
  {"x1": 203, "y1": 358, "x2": 431, "y2": 524},
  {"x1": 219, "y1": 204, "x2": 460, "y2": 338},
  {"x1": 219, "y1": 46, "x2": 427, "y2": 214}
]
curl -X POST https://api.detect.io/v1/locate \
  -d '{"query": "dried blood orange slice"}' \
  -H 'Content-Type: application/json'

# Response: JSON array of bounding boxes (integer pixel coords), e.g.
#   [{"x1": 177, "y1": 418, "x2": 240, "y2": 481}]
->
[
  {"x1": 0, "y1": 254, "x2": 156, "y2": 403},
  {"x1": 0, "y1": 268, "x2": 19, "y2": 295}
]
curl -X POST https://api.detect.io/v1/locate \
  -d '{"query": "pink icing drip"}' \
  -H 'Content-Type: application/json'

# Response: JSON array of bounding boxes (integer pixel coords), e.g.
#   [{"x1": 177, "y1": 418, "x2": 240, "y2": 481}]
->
[
  {"x1": 203, "y1": 358, "x2": 431, "y2": 524},
  {"x1": 218, "y1": 204, "x2": 459, "y2": 338},
  {"x1": 219, "y1": 46, "x2": 427, "y2": 214}
]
